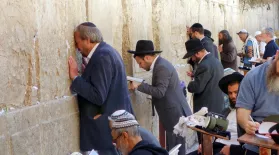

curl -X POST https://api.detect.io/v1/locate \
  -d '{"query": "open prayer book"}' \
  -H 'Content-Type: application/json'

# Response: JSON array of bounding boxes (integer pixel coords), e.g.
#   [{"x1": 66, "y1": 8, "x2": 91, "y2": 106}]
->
[
  {"x1": 258, "y1": 122, "x2": 278, "y2": 134},
  {"x1": 127, "y1": 76, "x2": 144, "y2": 83},
  {"x1": 248, "y1": 57, "x2": 261, "y2": 63}
]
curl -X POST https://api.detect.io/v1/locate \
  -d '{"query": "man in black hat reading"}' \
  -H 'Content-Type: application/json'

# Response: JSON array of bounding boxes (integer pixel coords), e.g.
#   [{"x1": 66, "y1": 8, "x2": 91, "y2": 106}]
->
[
  {"x1": 196, "y1": 68, "x2": 245, "y2": 155},
  {"x1": 128, "y1": 40, "x2": 192, "y2": 155},
  {"x1": 184, "y1": 39, "x2": 224, "y2": 113}
]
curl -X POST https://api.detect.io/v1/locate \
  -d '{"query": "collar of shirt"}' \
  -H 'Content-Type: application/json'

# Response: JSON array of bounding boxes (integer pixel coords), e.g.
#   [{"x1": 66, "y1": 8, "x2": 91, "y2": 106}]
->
[
  {"x1": 200, "y1": 36, "x2": 205, "y2": 41},
  {"x1": 198, "y1": 52, "x2": 209, "y2": 64},
  {"x1": 150, "y1": 55, "x2": 160, "y2": 72},
  {"x1": 86, "y1": 43, "x2": 100, "y2": 63}
]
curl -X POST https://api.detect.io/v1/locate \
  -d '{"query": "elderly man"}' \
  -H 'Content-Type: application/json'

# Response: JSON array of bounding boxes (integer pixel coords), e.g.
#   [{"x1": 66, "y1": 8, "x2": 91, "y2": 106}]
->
[
  {"x1": 254, "y1": 31, "x2": 266, "y2": 57},
  {"x1": 184, "y1": 39, "x2": 224, "y2": 113},
  {"x1": 129, "y1": 40, "x2": 192, "y2": 155},
  {"x1": 68, "y1": 22, "x2": 134, "y2": 155},
  {"x1": 257, "y1": 27, "x2": 279, "y2": 63},
  {"x1": 218, "y1": 30, "x2": 238, "y2": 71},
  {"x1": 237, "y1": 29, "x2": 259, "y2": 67},
  {"x1": 108, "y1": 110, "x2": 160, "y2": 147},
  {"x1": 110, "y1": 111, "x2": 168, "y2": 155},
  {"x1": 236, "y1": 51, "x2": 279, "y2": 154}
]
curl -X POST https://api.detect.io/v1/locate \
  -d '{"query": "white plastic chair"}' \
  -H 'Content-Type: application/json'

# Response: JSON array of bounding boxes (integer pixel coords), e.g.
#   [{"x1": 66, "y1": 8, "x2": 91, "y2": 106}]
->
[{"x1": 168, "y1": 144, "x2": 182, "y2": 155}]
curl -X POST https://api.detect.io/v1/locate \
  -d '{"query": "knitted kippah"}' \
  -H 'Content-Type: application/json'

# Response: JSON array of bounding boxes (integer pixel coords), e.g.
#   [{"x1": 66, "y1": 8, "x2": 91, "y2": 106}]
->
[{"x1": 109, "y1": 110, "x2": 139, "y2": 129}]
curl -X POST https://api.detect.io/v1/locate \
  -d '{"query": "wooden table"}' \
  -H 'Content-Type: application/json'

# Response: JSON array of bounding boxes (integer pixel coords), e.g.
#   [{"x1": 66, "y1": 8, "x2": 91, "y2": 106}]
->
[
  {"x1": 188, "y1": 126, "x2": 229, "y2": 155},
  {"x1": 238, "y1": 134, "x2": 279, "y2": 155}
]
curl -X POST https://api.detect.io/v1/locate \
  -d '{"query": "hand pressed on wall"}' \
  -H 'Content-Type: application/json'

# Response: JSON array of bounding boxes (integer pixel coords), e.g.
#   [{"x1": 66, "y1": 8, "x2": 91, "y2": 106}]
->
[{"x1": 68, "y1": 56, "x2": 79, "y2": 80}]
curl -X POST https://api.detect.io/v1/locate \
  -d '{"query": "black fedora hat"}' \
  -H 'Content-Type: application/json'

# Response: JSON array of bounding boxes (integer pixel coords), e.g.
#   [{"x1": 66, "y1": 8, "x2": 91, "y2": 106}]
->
[
  {"x1": 218, "y1": 68, "x2": 244, "y2": 94},
  {"x1": 128, "y1": 40, "x2": 162, "y2": 54},
  {"x1": 183, "y1": 39, "x2": 205, "y2": 59}
]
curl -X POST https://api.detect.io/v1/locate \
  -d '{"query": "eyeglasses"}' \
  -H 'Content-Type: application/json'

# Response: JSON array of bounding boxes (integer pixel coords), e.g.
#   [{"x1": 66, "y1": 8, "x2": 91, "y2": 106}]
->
[{"x1": 112, "y1": 133, "x2": 123, "y2": 144}]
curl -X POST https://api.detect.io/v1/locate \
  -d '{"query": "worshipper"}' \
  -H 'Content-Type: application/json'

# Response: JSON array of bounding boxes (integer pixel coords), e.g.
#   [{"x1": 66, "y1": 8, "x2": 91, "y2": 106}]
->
[
  {"x1": 110, "y1": 110, "x2": 169, "y2": 155},
  {"x1": 256, "y1": 27, "x2": 279, "y2": 63},
  {"x1": 236, "y1": 51, "x2": 279, "y2": 154},
  {"x1": 194, "y1": 68, "x2": 245, "y2": 155},
  {"x1": 236, "y1": 29, "x2": 259, "y2": 67},
  {"x1": 218, "y1": 30, "x2": 238, "y2": 71},
  {"x1": 254, "y1": 31, "x2": 266, "y2": 57},
  {"x1": 128, "y1": 40, "x2": 192, "y2": 155},
  {"x1": 108, "y1": 110, "x2": 160, "y2": 147},
  {"x1": 69, "y1": 22, "x2": 134, "y2": 155},
  {"x1": 184, "y1": 39, "x2": 224, "y2": 113},
  {"x1": 204, "y1": 29, "x2": 219, "y2": 60},
  {"x1": 189, "y1": 23, "x2": 218, "y2": 60}
]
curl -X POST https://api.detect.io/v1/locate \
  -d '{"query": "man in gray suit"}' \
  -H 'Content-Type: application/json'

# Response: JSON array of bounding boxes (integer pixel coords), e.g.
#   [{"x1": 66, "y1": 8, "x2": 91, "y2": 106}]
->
[
  {"x1": 129, "y1": 40, "x2": 192, "y2": 155},
  {"x1": 184, "y1": 39, "x2": 224, "y2": 113}
]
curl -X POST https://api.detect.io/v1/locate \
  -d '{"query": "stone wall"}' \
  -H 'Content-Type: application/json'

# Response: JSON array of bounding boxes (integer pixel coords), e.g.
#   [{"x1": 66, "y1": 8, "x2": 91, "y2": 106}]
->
[{"x1": 0, "y1": 0, "x2": 278, "y2": 154}]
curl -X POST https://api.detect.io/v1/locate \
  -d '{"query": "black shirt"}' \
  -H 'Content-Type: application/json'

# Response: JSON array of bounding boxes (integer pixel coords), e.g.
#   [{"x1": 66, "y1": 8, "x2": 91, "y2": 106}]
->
[
  {"x1": 263, "y1": 40, "x2": 279, "y2": 59},
  {"x1": 129, "y1": 140, "x2": 168, "y2": 155}
]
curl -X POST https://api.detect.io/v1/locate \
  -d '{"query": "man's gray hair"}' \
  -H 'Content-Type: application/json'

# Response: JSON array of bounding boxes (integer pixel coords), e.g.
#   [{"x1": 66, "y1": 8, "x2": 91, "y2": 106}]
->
[
  {"x1": 114, "y1": 125, "x2": 140, "y2": 137},
  {"x1": 75, "y1": 25, "x2": 103, "y2": 43},
  {"x1": 262, "y1": 27, "x2": 275, "y2": 38}
]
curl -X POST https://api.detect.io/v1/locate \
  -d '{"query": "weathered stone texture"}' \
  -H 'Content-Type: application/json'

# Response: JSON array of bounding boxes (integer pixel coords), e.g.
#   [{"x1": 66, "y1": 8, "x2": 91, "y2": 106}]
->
[
  {"x1": 0, "y1": 0, "x2": 278, "y2": 154},
  {"x1": 0, "y1": 97, "x2": 79, "y2": 155}
]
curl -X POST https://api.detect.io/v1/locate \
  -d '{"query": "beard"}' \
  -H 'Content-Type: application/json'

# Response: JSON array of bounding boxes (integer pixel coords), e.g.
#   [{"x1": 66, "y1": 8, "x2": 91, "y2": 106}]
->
[
  {"x1": 219, "y1": 39, "x2": 224, "y2": 45},
  {"x1": 229, "y1": 99, "x2": 236, "y2": 108},
  {"x1": 266, "y1": 60, "x2": 279, "y2": 95}
]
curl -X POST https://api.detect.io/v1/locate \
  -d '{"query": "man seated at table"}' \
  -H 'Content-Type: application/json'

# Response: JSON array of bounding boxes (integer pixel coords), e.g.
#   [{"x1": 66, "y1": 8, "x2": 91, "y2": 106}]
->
[
  {"x1": 236, "y1": 51, "x2": 279, "y2": 155},
  {"x1": 197, "y1": 68, "x2": 245, "y2": 155},
  {"x1": 109, "y1": 110, "x2": 168, "y2": 155}
]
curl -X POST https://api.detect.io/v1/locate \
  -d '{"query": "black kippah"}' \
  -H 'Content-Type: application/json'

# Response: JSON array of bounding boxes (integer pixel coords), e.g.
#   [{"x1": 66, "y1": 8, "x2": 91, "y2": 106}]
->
[{"x1": 80, "y1": 22, "x2": 96, "y2": 27}]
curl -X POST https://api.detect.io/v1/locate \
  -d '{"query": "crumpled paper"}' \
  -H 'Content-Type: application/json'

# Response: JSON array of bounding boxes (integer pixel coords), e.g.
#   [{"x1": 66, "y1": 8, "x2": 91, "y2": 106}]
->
[{"x1": 173, "y1": 107, "x2": 210, "y2": 137}]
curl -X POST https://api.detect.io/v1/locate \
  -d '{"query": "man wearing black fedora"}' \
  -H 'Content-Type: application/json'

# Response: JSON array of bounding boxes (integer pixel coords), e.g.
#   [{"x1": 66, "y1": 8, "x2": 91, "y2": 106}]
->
[
  {"x1": 195, "y1": 68, "x2": 245, "y2": 155},
  {"x1": 128, "y1": 40, "x2": 192, "y2": 155},
  {"x1": 184, "y1": 39, "x2": 224, "y2": 114}
]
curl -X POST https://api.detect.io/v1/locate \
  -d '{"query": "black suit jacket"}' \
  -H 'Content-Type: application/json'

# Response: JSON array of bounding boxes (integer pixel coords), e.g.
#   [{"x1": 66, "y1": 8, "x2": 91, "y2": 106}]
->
[
  {"x1": 187, "y1": 54, "x2": 224, "y2": 113},
  {"x1": 138, "y1": 57, "x2": 192, "y2": 132},
  {"x1": 71, "y1": 42, "x2": 134, "y2": 151}
]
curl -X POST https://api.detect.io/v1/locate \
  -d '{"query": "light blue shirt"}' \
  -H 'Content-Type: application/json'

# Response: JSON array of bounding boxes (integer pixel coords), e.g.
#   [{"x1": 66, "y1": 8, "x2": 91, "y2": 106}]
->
[
  {"x1": 243, "y1": 40, "x2": 253, "y2": 67},
  {"x1": 236, "y1": 59, "x2": 279, "y2": 122}
]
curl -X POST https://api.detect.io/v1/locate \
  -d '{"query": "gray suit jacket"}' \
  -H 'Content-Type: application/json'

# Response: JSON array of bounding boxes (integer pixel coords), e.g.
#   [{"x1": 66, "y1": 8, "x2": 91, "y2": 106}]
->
[
  {"x1": 138, "y1": 56, "x2": 192, "y2": 132},
  {"x1": 187, "y1": 54, "x2": 224, "y2": 113}
]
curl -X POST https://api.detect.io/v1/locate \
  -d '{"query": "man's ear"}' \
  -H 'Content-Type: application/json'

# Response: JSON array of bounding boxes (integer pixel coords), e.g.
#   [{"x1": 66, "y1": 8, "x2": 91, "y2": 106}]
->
[{"x1": 122, "y1": 131, "x2": 129, "y2": 139}]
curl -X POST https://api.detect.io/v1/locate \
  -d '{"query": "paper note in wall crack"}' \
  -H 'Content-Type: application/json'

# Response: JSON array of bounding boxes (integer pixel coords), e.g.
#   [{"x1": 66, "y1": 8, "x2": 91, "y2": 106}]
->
[{"x1": 127, "y1": 76, "x2": 144, "y2": 83}]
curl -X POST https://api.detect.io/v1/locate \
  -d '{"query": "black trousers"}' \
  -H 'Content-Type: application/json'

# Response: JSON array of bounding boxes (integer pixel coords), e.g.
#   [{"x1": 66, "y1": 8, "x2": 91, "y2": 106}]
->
[{"x1": 166, "y1": 131, "x2": 185, "y2": 155}]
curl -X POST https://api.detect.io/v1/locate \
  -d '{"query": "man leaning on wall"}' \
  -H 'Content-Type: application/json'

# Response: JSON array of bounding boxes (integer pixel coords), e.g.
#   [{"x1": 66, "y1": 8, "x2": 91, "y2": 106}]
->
[{"x1": 68, "y1": 22, "x2": 134, "y2": 155}]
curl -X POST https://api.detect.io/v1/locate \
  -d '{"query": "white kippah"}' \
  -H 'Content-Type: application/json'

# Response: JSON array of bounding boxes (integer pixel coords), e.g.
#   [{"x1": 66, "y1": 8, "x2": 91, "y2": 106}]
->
[{"x1": 109, "y1": 110, "x2": 139, "y2": 129}]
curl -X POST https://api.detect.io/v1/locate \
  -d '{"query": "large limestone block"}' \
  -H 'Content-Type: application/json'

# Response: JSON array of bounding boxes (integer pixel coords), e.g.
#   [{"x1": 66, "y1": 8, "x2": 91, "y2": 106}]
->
[
  {"x1": 6, "y1": 105, "x2": 42, "y2": 135},
  {"x1": 0, "y1": 136, "x2": 10, "y2": 155},
  {"x1": 0, "y1": 0, "x2": 87, "y2": 109},
  {"x1": 40, "y1": 96, "x2": 78, "y2": 123},
  {"x1": 40, "y1": 113, "x2": 79, "y2": 154},
  {"x1": 11, "y1": 125, "x2": 42, "y2": 155},
  {"x1": 87, "y1": 0, "x2": 123, "y2": 53}
]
